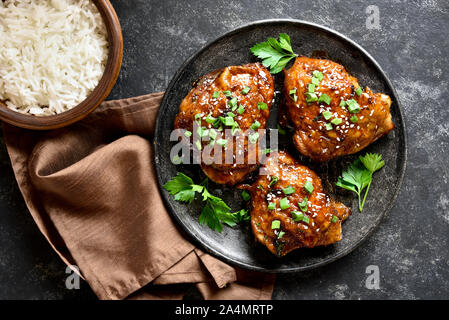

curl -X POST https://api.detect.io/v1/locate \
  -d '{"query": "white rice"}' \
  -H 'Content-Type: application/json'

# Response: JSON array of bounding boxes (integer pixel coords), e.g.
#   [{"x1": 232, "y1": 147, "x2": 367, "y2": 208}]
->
[{"x1": 0, "y1": 0, "x2": 108, "y2": 116}]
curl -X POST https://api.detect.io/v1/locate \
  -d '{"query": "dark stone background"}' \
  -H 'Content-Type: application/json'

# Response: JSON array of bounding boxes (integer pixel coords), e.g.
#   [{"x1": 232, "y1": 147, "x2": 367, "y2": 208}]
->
[{"x1": 0, "y1": 0, "x2": 447, "y2": 299}]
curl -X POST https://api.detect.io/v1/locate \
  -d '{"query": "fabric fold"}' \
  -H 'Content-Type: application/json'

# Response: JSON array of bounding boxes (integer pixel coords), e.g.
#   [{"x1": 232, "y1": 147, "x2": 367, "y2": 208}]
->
[{"x1": 2, "y1": 92, "x2": 275, "y2": 300}]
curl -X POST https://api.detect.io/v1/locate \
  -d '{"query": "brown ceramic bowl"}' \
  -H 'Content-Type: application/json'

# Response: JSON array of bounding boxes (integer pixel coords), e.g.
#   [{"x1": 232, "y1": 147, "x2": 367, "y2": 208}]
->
[{"x1": 0, "y1": 0, "x2": 123, "y2": 130}]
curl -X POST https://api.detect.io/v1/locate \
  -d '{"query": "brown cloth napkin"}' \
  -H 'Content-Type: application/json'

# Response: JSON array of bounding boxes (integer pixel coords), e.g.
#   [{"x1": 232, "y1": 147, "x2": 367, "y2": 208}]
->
[{"x1": 2, "y1": 92, "x2": 275, "y2": 300}]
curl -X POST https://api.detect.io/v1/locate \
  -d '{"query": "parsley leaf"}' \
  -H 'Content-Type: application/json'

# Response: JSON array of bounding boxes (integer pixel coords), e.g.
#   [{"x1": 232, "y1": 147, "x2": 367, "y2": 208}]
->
[
  {"x1": 163, "y1": 173, "x2": 194, "y2": 196},
  {"x1": 336, "y1": 153, "x2": 385, "y2": 212},
  {"x1": 164, "y1": 173, "x2": 244, "y2": 232},
  {"x1": 250, "y1": 33, "x2": 297, "y2": 74}
]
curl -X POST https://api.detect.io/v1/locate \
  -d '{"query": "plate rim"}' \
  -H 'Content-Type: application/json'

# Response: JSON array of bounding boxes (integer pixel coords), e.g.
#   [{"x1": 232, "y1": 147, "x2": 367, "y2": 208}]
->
[{"x1": 154, "y1": 19, "x2": 408, "y2": 273}]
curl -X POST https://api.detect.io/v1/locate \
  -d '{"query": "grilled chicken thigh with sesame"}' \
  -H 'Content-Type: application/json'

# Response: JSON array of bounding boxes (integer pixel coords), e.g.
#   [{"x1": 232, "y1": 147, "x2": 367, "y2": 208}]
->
[
  {"x1": 174, "y1": 63, "x2": 275, "y2": 185},
  {"x1": 248, "y1": 151, "x2": 351, "y2": 256},
  {"x1": 282, "y1": 57, "x2": 394, "y2": 162}
]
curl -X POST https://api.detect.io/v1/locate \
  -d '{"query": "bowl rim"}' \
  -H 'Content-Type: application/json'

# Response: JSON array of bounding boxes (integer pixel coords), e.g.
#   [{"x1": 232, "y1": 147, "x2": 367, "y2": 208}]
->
[{"x1": 0, "y1": 0, "x2": 123, "y2": 130}]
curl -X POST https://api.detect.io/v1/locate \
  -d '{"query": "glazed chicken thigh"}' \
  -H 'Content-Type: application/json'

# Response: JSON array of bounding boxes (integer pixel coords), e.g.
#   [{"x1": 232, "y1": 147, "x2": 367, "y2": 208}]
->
[
  {"x1": 249, "y1": 151, "x2": 351, "y2": 256},
  {"x1": 282, "y1": 57, "x2": 394, "y2": 162},
  {"x1": 174, "y1": 63, "x2": 275, "y2": 185}
]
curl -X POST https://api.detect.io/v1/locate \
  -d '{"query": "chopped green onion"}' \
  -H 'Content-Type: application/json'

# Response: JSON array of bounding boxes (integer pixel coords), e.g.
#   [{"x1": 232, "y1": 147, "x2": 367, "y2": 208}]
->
[
  {"x1": 325, "y1": 123, "x2": 333, "y2": 131},
  {"x1": 222, "y1": 116, "x2": 235, "y2": 126},
  {"x1": 237, "y1": 104, "x2": 245, "y2": 114},
  {"x1": 205, "y1": 114, "x2": 216, "y2": 123},
  {"x1": 231, "y1": 124, "x2": 240, "y2": 135},
  {"x1": 208, "y1": 129, "x2": 217, "y2": 140},
  {"x1": 346, "y1": 99, "x2": 361, "y2": 113},
  {"x1": 271, "y1": 220, "x2": 281, "y2": 230},
  {"x1": 299, "y1": 197, "x2": 308, "y2": 212},
  {"x1": 291, "y1": 211, "x2": 304, "y2": 222},
  {"x1": 229, "y1": 97, "x2": 238, "y2": 111},
  {"x1": 250, "y1": 120, "x2": 261, "y2": 131},
  {"x1": 306, "y1": 92, "x2": 318, "y2": 103},
  {"x1": 241, "y1": 190, "x2": 250, "y2": 201},
  {"x1": 241, "y1": 86, "x2": 250, "y2": 95},
  {"x1": 184, "y1": 130, "x2": 192, "y2": 137},
  {"x1": 332, "y1": 215, "x2": 338, "y2": 223},
  {"x1": 249, "y1": 132, "x2": 259, "y2": 144},
  {"x1": 302, "y1": 215, "x2": 310, "y2": 224},
  {"x1": 280, "y1": 197, "x2": 290, "y2": 210},
  {"x1": 264, "y1": 148, "x2": 271, "y2": 155},
  {"x1": 331, "y1": 118, "x2": 342, "y2": 125},
  {"x1": 311, "y1": 77, "x2": 320, "y2": 85},
  {"x1": 277, "y1": 124, "x2": 287, "y2": 135},
  {"x1": 269, "y1": 176, "x2": 279, "y2": 187},
  {"x1": 322, "y1": 110, "x2": 332, "y2": 120},
  {"x1": 197, "y1": 126, "x2": 207, "y2": 137},
  {"x1": 268, "y1": 202, "x2": 276, "y2": 210},
  {"x1": 172, "y1": 154, "x2": 182, "y2": 165},
  {"x1": 355, "y1": 87, "x2": 362, "y2": 96},
  {"x1": 223, "y1": 91, "x2": 232, "y2": 98},
  {"x1": 195, "y1": 140, "x2": 202, "y2": 150},
  {"x1": 350, "y1": 115, "x2": 358, "y2": 123},
  {"x1": 227, "y1": 112, "x2": 235, "y2": 118},
  {"x1": 318, "y1": 93, "x2": 331, "y2": 105},
  {"x1": 304, "y1": 181, "x2": 314, "y2": 194},
  {"x1": 308, "y1": 83, "x2": 316, "y2": 93},
  {"x1": 195, "y1": 113, "x2": 202, "y2": 121},
  {"x1": 216, "y1": 138, "x2": 227, "y2": 147},
  {"x1": 278, "y1": 231, "x2": 285, "y2": 239},
  {"x1": 289, "y1": 88, "x2": 298, "y2": 102},
  {"x1": 257, "y1": 102, "x2": 268, "y2": 110},
  {"x1": 313, "y1": 70, "x2": 324, "y2": 81},
  {"x1": 212, "y1": 91, "x2": 220, "y2": 99},
  {"x1": 339, "y1": 99, "x2": 346, "y2": 107},
  {"x1": 282, "y1": 185, "x2": 295, "y2": 195}
]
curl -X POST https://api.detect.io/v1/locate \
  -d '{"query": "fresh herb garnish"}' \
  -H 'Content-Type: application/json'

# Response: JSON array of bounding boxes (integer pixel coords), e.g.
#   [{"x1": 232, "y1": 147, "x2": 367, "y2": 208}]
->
[
  {"x1": 223, "y1": 91, "x2": 232, "y2": 98},
  {"x1": 164, "y1": 173, "x2": 242, "y2": 232},
  {"x1": 346, "y1": 99, "x2": 361, "y2": 113},
  {"x1": 355, "y1": 86, "x2": 362, "y2": 96},
  {"x1": 350, "y1": 115, "x2": 358, "y2": 123},
  {"x1": 277, "y1": 124, "x2": 287, "y2": 135},
  {"x1": 184, "y1": 130, "x2": 192, "y2": 137},
  {"x1": 289, "y1": 88, "x2": 298, "y2": 102},
  {"x1": 331, "y1": 118, "x2": 342, "y2": 125},
  {"x1": 298, "y1": 197, "x2": 308, "y2": 212},
  {"x1": 269, "y1": 176, "x2": 279, "y2": 187},
  {"x1": 331, "y1": 215, "x2": 338, "y2": 223},
  {"x1": 257, "y1": 102, "x2": 268, "y2": 110},
  {"x1": 233, "y1": 209, "x2": 250, "y2": 222},
  {"x1": 278, "y1": 231, "x2": 285, "y2": 239},
  {"x1": 271, "y1": 220, "x2": 281, "y2": 229},
  {"x1": 318, "y1": 93, "x2": 331, "y2": 105},
  {"x1": 241, "y1": 190, "x2": 251, "y2": 201},
  {"x1": 212, "y1": 91, "x2": 220, "y2": 99},
  {"x1": 282, "y1": 185, "x2": 295, "y2": 195},
  {"x1": 280, "y1": 197, "x2": 290, "y2": 210},
  {"x1": 322, "y1": 110, "x2": 332, "y2": 120},
  {"x1": 241, "y1": 86, "x2": 251, "y2": 95},
  {"x1": 249, "y1": 132, "x2": 259, "y2": 144},
  {"x1": 336, "y1": 153, "x2": 385, "y2": 212},
  {"x1": 250, "y1": 33, "x2": 297, "y2": 74},
  {"x1": 237, "y1": 104, "x2": 245, "y2": 114},
  {"x1": 304, "y1": 180, "x2": 314, "y2": 194},
  {"x1": 250, "y1": 120, "x2": 261, "y2": 131},
  {"x1": 268, "y1": 202, "x2": 276, "y2": 210}
]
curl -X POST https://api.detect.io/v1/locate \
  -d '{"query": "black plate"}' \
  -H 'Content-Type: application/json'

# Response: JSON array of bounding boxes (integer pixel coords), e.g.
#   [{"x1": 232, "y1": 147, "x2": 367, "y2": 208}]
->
[{"x1": 154, "y1": 20, "x2": 407, "y2": 272}]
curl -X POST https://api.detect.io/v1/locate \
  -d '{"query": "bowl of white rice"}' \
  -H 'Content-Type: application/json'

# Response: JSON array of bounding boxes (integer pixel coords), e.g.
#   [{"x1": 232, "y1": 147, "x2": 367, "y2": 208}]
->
[{"x1": 0, "y1": 0, "x2": 123, "y2": 130}]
